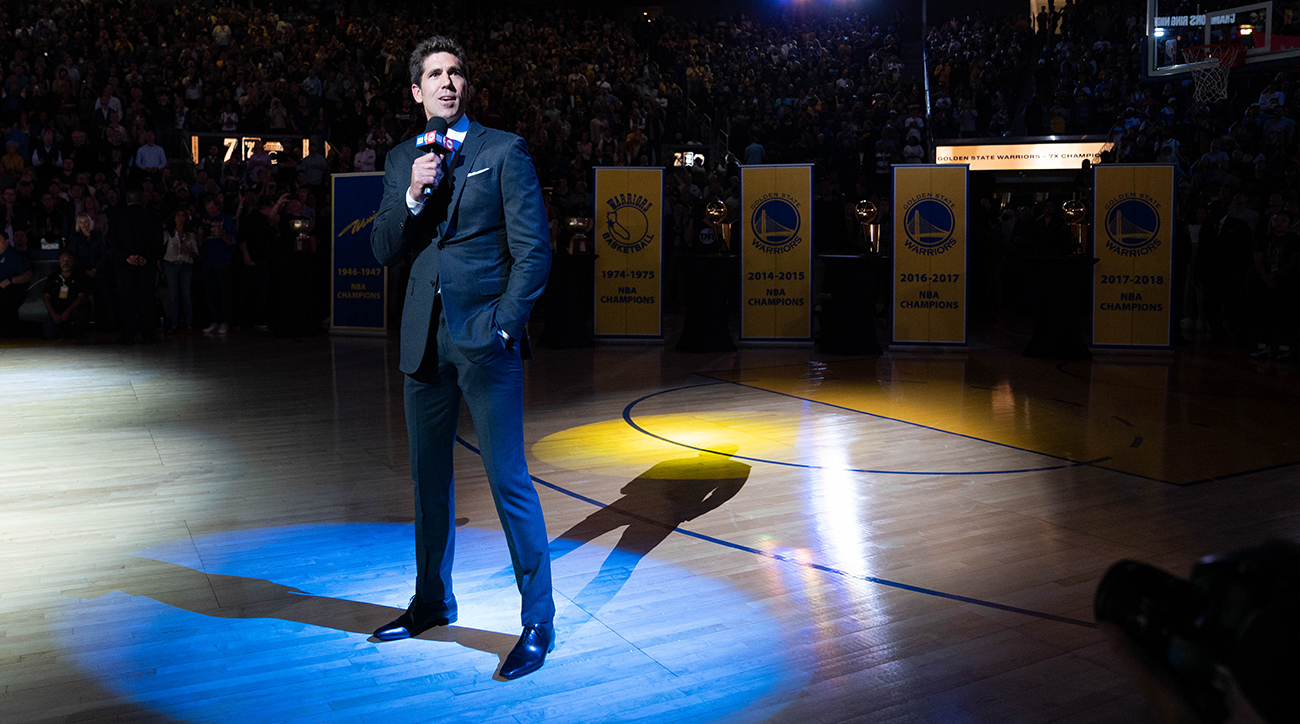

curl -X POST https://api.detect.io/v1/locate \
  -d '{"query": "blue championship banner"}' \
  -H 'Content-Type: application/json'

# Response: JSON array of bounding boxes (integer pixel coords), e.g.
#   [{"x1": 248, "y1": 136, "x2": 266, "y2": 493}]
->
[
  {"x1": 740, "y1": 165, "x2": 813, "y2": 341},
  {"x1": 331, "y1": 172, "x2": 387, "y2": 335},
  {"x1": 891, "y1": 164, "x2": 968, "y2": 346},
  {"x1": 594, "y1": 168, "x2": 663, "y2": 338},
  {"x1": 1092, "y1": 164, "x2": 1175, "y2": 348}
]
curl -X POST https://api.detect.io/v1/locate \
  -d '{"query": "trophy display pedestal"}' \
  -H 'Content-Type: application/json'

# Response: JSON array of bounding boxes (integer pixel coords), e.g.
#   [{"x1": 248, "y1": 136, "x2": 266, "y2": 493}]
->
[
  {"x1": 539, "y1": 254, "x2": 596, "y2": 349},
  {"x1": 1023, "y1": 255, "x2": 1096, "y2": 361},
  {"x1": 816, "y1": 253, "x2": 883, "y2": 355},
  {"x1": 676, "y1": 254, "x2": 736, "y2": 353}
]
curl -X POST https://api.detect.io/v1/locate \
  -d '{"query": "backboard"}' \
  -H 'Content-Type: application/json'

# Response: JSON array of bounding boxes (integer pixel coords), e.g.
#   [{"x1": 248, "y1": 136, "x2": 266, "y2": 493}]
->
[{"x1": 1146, "y1": 0, "x2": 1300, "y2": 78}]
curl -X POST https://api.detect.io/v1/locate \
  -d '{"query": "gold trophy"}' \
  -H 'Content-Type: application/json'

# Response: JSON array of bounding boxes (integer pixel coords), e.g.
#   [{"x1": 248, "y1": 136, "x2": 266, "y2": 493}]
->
[
  {"x1": 567, "y1": 217, "x2": 593, "y2": 255},
  {"x1": 855, "y1": 200, "x2": 881, "y2": 253},
  {"x1": 705, "y1": 198, "x2": 731, "y2": 253},
  {"x1": 290, "y1": 218, "x2": 315, "y2": 253},
  {"x1": 1062, "y1": 200, "x2": 1088, "y2": 255}
]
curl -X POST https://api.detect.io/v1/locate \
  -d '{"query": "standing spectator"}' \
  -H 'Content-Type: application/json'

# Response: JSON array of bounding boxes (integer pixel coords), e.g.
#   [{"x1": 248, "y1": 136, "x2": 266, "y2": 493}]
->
[
  {"x1": 108, "y1": 188, "x2": 164, "y2": 345},
  {"x1": 163, "y1": 209, "x2": 199, "y2": 334},
  {"x1": 67, "y1": 212, "x2": 112, "y2": 332},
  {"x1": 0, "y1": 230, "x2": 33, "y2": 337},
  {"x1": 42, "y1": 251, "x2": 91, "y2": 339},
  {"x1": 197, "y1": 195, "x2": 237, "y2": 335},
  {"x1": 299, "y1": 142, "x2": 329, "y2": 189},
  {"x1": 133, "y1": 131, "x2": 167, "y2": 177},
  {"x1": 30, "y1": 129, "x2": 62, "y2": 183},
  {"x1": 1249, "y1": 210, "x2": 1300, "y2": 359},
  {"x1": 744, "y1": 137, "x2": 766, "y2": 165},
  {"x1": 239, "y1": 194, "x2": 280, "y2": 331},
  {"x1": 353, "y1": 138, "x2": 376, "y2": 172}
]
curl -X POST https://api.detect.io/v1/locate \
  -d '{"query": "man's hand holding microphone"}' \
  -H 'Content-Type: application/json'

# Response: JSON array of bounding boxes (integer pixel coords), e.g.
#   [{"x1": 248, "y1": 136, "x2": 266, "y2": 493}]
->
[{"x1": 408, "y1": 116, "x2": 453, "y2": 204}]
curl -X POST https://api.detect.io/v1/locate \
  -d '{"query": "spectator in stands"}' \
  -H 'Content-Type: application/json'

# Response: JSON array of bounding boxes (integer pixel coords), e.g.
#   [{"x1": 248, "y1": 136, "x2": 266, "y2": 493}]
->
[
  {"x1": 109, "y1": 187, "x2": 164, "y2": 345},
  {"x1": 133, "y1": 131, "x2": 167, "y2": 177},
  {"x1": 0, "y1": 229, "x2": 33, "y2": 337},
  {"x1": 198, "y1": 194, "x2": 237, "y2": 335},
  {"x1": 163, "y1": 209, "x2": 199, "y2": 334},
  {"x1": 42, "y1": 251, "x2": 91, "y2": 340},
  {"x1": 67, "y1": 211, "x2": 112, "y2": 332},
  {"x1": 1249, "y1": 210, "x2": 1299, "y2": 360},
  {"x1": 239, "y1": 194, "x2": 281, "y2": 332}
]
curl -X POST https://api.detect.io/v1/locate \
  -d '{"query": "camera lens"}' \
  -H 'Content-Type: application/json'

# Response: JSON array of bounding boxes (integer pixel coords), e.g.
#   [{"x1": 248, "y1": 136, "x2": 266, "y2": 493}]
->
[{"x1": 1095, "y1": 560, "x2": 1199, "y2": 652}]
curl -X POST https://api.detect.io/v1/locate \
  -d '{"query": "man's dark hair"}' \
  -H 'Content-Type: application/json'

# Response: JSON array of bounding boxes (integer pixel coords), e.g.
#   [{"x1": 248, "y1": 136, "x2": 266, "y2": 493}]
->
[{"x1": 409, "y1": 36, "x2": 469, "y2": 86}]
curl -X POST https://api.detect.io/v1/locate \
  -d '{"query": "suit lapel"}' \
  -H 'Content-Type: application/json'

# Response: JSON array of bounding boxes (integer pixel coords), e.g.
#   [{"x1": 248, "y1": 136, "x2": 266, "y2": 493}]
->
[{"x1": 446, "y1": 121, "x2": 487, "y2": 229}]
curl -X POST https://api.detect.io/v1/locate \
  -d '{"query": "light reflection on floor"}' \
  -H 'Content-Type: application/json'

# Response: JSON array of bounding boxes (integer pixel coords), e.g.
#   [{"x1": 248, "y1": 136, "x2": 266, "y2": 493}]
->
[
  {"x1": 60, "y1": 523, "x2": 807, "y2": 724},
  {"x1": 705, "y1": 356, "x2": 1300, "y2": 484}
]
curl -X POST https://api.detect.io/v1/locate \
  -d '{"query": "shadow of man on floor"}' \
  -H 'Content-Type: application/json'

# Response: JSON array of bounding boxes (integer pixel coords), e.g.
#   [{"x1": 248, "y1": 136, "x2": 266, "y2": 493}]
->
[
  {"x1": 550, "y1": 445, "x2": 751, "y2": 614},
  {"x1": 69, "y1": 560, "x2": 519, "y2": 658}
]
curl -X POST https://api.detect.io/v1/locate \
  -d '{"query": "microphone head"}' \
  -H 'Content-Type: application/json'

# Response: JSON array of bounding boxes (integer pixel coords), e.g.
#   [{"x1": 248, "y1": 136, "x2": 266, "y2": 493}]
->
[{"x1": 427, "y1": 116, "x2": 448, "y2": 134}]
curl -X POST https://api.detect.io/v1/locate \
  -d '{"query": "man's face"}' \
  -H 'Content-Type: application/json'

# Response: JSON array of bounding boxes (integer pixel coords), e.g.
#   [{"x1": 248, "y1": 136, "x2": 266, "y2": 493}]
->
[
  {"x1": 1272, "y1": 213, "x2": 1291, "y2": 235},
  {"x1": 412, "y1": 51, "x2": 469, "y2": 124},
  {"x1": 59, "y1": 254, "x2": 74, "y2": 274},
  {"x1": 206, "y1": 201, "x2": 220, "y2": 217}
]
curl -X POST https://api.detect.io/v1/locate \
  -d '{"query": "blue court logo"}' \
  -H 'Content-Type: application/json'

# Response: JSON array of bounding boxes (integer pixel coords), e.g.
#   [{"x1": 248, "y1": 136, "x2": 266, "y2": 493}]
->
[
  {"x1": 749, "y1": 194, "x2": 803, "y2": 254},
  {"x1": 1103, "y1": 196, "x2": 1162, "y2": 257},
  {"x1": 902, "y1": 196, "x2": 957, "y2": 256},
  {"x1": 603, "y1": 193, "x2": 655, "y2": 253}
]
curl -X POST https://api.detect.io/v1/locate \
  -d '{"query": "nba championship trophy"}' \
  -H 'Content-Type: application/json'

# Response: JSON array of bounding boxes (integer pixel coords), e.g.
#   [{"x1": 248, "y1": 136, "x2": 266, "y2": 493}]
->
[
  {"x1": 1062, "y1": 200, "x2": 1089, "y2": 256},
  {"x1": 567, "y1": 217, "x2": 593, "y2": 255},
  {"x1": 705, "y1": 198, "x2": 731, "y2": 254},
  {"x1": 855, "y1": 200, "x2": 881, "y2": 253}
]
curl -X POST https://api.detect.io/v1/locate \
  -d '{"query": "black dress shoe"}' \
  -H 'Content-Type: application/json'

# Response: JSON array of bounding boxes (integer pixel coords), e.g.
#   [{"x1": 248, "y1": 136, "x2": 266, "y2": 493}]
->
[
  {"x1": 372, "y1": 597, "x2": 457, "y2": 641},
  {"x1": 498, "y1": 622, "x2": 554, "y2": 680}
]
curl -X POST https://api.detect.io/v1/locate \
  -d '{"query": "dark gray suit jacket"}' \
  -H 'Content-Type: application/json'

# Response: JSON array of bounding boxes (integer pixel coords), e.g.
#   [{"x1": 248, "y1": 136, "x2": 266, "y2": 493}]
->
[{"x1": 371, "y1": 120, "x2": 550, "y2": 370}]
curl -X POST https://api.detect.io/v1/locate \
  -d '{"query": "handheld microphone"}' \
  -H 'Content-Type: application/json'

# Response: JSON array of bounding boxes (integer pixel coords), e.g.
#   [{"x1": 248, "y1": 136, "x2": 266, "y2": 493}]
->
[
  {"x1": 416, "y1": 117, "x2": 454, "y2": 156},
  {"x1": 416, "y1": 117, "x2": 453, "y2": 199}
]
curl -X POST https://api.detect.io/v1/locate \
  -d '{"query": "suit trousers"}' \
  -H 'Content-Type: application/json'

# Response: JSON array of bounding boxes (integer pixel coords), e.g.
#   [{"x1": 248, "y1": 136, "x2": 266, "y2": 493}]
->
[
  {"x1": 403, "y1": 307, "x2": 555, "y2": 627},
  {"x1": 116, "y1": 262, "x2": 157, "y2": 340}
]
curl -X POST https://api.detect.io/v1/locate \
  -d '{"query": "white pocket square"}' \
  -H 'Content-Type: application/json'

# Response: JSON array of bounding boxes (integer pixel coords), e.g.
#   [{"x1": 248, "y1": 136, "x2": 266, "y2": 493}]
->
[{"x1": 467, "y1": 168, "x2": 491, "y2": 177}]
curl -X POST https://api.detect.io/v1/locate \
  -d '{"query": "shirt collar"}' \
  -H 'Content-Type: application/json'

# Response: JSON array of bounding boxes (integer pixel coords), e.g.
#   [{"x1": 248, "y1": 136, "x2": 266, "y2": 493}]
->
[{"x1": 447, "y1": 114, "x2": 471, "y2": 141}]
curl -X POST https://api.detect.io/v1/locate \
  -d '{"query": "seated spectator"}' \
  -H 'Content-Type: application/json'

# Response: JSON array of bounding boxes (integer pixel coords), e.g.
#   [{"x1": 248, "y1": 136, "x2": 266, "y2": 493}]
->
[
  {"x1": 42, "y1": 251, "x2": 91, "y2": 339},
  {"x1": 0, "y1": 230, "x2": 34, "y2": 336}
]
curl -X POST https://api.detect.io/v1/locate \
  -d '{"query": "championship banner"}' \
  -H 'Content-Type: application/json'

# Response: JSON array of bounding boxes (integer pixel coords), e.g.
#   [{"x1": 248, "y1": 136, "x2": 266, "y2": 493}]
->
[
  {"x1": 593, "y1": 167, "x2": 663, "y2": 338},
  {"x1": 740, "y1": 164, "x2": 813, "y2": 341},
  {"x1": 330, "y1": 172, "x2": 387, "y2": 335},
  {"x1": 891, "y1": 164, "x2": 968, "y2": 346},
  {"x1": 1092, "y1": 164, "x2": 1175, "y2": 348}
]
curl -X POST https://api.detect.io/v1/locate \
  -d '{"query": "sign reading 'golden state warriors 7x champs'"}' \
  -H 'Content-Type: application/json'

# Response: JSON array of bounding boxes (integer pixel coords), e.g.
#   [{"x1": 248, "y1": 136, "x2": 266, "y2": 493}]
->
[{"x1": 594, "y1": 168, "x2": 663, "y2": 338}]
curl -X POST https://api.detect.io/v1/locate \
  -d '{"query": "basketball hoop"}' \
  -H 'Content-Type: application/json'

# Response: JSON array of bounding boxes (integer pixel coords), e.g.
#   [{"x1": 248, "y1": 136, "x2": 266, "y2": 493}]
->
[{"x1": 1182, "y1": 44, "x2": 1246, "y2": 104}]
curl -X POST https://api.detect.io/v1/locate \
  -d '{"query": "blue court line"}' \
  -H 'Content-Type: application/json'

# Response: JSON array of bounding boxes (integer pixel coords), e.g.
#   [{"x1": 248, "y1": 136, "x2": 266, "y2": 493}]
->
[
  {"x1": 621, "y1": 382, "x2": 1109, "y2": 476},
  {"x1": 453, "y1": 437, "x2": 1097, "y2": 630}
]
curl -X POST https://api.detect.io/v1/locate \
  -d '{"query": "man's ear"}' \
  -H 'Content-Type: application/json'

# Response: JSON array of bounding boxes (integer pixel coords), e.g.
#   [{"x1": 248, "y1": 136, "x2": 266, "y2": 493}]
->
[{"x1": 411, "y1": 83, "x2": 422, "y2": 105}]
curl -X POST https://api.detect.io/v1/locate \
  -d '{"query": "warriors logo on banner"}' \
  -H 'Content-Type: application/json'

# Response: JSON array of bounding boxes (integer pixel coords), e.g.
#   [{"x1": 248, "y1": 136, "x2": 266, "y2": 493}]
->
[
  {"x1": 740, "y1": 166, "x2": 813, "y2": 341},
  {"x1": 594, "y1": 168, "x2": 663, "y2": 338},
  {"x1": 1092, "y1": 165, "x2": 1174, "y2": 348},
  {"x1": 892, "y1": 165, "x2": 968, "y2": 346}
]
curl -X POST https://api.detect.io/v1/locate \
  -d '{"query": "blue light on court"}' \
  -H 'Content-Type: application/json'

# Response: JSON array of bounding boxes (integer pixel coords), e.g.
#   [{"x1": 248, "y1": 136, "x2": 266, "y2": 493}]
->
[{"x1": 60, "y1": 523, "x2": 807, "y2": 723}]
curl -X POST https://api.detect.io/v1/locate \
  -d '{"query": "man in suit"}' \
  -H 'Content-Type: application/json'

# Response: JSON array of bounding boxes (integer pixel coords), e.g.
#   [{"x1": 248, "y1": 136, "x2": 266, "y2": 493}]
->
[{"x1": 369, "y1": 36, "x2": 555, "y2": 680}]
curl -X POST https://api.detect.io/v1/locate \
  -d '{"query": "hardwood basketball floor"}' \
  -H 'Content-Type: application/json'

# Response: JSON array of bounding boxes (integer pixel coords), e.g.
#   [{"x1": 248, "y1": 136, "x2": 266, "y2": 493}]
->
[{"x1": 1, "y1": 327, "x2": 1297, "y2": 723}]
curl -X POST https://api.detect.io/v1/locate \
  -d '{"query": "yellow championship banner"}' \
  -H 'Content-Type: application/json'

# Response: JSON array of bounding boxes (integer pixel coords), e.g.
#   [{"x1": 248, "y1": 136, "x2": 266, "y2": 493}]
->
[
  {"x1": 594, "y1": 168, "x2": 663, "y2": 338},
  {"x1": 740, "y1": 165, "x2": 813, "y2": 341},
  {"x1": 891, "y1": 165, "x2": 968, "y2": 346},
  {"x1": 1092, "y1": 165, "x2": 1174, "y2": 348}
]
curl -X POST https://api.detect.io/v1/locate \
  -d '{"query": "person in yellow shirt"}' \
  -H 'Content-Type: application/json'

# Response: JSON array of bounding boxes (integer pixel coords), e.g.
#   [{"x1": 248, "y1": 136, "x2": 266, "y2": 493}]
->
[{"x1": 1, "y1": 141, "x2": 25, "y2": 179}]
